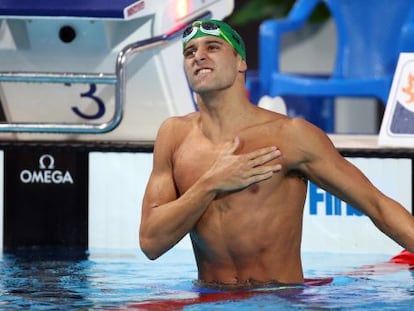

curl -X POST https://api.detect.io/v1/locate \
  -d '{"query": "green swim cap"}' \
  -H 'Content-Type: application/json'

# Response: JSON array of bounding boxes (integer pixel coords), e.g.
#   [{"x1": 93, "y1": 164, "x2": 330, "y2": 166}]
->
[{"x1": 182, "y1": 19, "x2": 246, "y2": 61}]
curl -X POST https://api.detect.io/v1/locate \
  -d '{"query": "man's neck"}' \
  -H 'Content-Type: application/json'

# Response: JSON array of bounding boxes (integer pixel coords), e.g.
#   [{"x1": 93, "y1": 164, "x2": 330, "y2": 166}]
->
[{"x1": 196, "y1": 90, "x2": 255, "y2": 143}]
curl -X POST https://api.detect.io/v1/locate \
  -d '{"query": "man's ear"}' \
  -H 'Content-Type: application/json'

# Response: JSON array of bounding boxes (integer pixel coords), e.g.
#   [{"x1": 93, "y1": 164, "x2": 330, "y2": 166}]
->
[{"x1": 238, "y1": 58, "x2": 247, "y2": 73}]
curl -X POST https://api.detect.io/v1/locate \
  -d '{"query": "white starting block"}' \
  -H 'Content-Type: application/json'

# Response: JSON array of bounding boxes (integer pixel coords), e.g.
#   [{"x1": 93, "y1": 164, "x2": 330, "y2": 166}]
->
[{"x1": 0, "y1": 0, "x2": 234, "y2": 141}]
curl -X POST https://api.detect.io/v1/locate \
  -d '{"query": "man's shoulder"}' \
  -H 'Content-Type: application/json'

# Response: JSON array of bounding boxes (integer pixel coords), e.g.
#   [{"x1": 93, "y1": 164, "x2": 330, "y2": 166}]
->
[
  {"x1": 163, "y1": 112, "x2": 198, "y2": 124},
  {"x1": 257, "y1": 114, "x2": 328, "y2": 150},
  {"x1": 257, "y1": 111, "x2": 309, "y2": 133},
  {"x1": 159, "y1": 112, "x2": 198, "y2": 130},
  {"x1": 272, "y1": 115, "x2": 320, "y2": 135},
  {"x1": 277, "y1": 116, "x2": 334, "y2": 157},
  {"x1": 156, "y1": 112, "x2": 199, "y2": 144}
]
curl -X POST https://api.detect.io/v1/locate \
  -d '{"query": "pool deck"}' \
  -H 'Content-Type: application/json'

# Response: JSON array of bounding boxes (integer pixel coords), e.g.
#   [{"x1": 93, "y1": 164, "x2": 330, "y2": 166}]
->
[
  {"x1": 0, "y1": 134, "x2": 411, "y2": 155},
  {"x1": 329, "y1": 134, "x2": 381, "y2": 150},
  {"x1": 329, "y1": 134, "x2": 414, "y2": 157}
]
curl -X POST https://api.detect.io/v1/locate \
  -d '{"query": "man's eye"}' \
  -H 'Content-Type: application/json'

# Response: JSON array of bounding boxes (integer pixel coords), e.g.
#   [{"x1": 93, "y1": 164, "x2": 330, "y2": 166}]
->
[
  {"x1": 208, "y1": 45, "x2": 220, "y2": 50},
  {"x1": 184, "y1": 50, "x2": 195, "y2": 58}
]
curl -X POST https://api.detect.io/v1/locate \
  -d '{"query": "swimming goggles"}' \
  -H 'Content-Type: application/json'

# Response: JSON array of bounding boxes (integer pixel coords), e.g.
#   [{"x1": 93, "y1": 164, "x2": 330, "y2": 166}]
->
[{"x1": 182, "y1": 21, "x2": 233, "y2": 46}]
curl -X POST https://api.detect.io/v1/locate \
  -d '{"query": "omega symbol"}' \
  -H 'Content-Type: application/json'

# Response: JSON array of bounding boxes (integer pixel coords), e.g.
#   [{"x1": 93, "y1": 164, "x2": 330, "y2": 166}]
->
[{"x1": 39, "y1": 154, "x2": 55, "y2": 169}]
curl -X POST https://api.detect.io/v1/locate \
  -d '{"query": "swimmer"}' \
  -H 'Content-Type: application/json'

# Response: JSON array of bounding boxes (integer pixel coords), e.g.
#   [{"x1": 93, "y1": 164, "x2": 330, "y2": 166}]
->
[{"x1": 139, "y1": 19, "x2": 414, "y2": 289}]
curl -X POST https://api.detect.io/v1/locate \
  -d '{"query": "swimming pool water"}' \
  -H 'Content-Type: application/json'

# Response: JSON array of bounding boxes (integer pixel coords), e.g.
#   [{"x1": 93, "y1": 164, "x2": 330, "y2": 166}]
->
[{"x1": 0, "y1": 248, "x2": 412, "y2": 310}]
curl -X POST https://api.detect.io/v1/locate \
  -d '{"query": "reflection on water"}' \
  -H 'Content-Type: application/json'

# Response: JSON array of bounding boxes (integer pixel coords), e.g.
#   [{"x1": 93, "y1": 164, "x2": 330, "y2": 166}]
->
[
  {"x1": 0, "y1": 248, "x2": 93, "y2": 309},
  {"x1": 0, "y1": 247, "x2": 197, "y2": 310},
  {"x1": 0, "y1": 249, "x2": 413, "y2": 310}
]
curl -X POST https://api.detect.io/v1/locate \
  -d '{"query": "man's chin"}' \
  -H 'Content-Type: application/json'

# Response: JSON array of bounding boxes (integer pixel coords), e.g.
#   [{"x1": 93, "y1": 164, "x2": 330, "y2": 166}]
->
[{"x1": 192, "y1": 85, "x2": 215, "y2": 93}]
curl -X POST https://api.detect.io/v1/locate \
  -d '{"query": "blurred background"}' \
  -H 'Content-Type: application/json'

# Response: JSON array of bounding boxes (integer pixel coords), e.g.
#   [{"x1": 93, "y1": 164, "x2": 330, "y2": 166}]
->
[{"x1": 227, "y1": 0, "x2": 386, "y2": 134}]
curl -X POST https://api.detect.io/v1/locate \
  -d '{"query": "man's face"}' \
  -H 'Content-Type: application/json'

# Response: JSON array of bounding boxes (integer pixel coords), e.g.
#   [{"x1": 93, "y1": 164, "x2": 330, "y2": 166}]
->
[{"x1": 183, "y1": 36, "x2": 242, "y2": 94}]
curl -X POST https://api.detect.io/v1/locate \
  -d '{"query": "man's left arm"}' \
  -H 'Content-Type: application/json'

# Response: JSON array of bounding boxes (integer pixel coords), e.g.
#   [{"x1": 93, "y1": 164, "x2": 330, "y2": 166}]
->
[{"x1": 286, "y1": 118, "x2": 414, "y2": 253}]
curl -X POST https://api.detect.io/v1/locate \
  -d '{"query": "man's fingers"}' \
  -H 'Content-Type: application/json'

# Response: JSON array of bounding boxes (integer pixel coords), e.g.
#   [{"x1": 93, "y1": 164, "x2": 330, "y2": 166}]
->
[
  {"x1": 251, "y1": 164, "x2": 282, "y2": 176},
  {"x1": 240, "y1": 164, "x2": 282, "y2": 185},
  {"x1": 246, "y1": 146, "x2": 280, "y2": 161},
  {"x1": 244, "y1": 167, "x2": 280, "y2": 184},
  {"x1": 248, "y1": 149, "x2": 281, "y2": 168}
]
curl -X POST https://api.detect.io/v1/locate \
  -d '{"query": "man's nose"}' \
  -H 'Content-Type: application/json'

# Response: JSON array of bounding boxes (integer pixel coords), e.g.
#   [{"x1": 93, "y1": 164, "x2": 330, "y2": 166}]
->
[{"x1": 194, "y1": 48, "x2": 207, "y2": 62}]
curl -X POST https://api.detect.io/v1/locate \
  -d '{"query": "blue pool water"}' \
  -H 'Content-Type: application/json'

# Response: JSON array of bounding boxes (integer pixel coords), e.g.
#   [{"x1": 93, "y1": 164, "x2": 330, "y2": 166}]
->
[{"x1": 0, "y1": 248, "x2": 413, "y2": 310}]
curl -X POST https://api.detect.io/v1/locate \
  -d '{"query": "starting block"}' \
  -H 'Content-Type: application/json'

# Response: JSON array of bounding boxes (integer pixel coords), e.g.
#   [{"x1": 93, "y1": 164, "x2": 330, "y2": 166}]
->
[{"x1": 0, "y1": 0, "x2": 234, "y2": 140}]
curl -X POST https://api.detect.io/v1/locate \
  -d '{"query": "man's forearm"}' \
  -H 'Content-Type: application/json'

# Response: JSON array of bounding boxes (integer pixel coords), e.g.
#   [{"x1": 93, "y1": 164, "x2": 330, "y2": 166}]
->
[
  {"x1": 140, "y1": 176, "x2": 217, "y2": 259},
  {"x1": 372, "y1": 197, "x2": 414, "y2": 254}
]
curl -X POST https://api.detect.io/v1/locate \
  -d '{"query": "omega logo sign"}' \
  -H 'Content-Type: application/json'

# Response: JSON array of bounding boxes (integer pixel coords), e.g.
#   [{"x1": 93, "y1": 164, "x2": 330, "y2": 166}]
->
[{"x1": 20, "y1": 154, "x2": 74, "y2": 184}]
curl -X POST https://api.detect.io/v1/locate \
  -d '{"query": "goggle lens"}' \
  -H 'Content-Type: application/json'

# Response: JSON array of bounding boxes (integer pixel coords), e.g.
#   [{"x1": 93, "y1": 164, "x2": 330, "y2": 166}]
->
[
  {"x1": 199, "y1": 22, "x2": 218, "y2": 30},
  {"x1": 182, "y1": 22, "x2": 220, "y2": 43}
]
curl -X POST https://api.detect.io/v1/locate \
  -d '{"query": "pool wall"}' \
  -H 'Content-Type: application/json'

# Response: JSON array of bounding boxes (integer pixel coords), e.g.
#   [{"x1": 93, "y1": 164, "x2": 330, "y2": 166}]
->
[{"x1": 0, "y1": 140, "x2": 411, "y2": 255}]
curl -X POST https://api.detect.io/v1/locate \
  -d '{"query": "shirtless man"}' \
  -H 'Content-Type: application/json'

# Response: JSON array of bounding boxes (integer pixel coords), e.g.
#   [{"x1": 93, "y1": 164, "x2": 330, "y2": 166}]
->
[{"x1": 139, "y1": 19, "x2": 414, "y2": 288}]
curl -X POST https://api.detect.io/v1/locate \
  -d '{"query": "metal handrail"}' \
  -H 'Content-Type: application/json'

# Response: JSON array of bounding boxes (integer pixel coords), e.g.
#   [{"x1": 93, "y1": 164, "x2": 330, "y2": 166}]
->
[{"x1": 0, "y1": 25, "x2": 185, "y2": 133}]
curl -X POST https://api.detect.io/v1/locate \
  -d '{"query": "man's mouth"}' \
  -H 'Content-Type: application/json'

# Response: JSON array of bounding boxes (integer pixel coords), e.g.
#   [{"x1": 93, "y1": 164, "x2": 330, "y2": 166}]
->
[{"x1": 195, "y1": 68, "x2": 212, "y2": 75}]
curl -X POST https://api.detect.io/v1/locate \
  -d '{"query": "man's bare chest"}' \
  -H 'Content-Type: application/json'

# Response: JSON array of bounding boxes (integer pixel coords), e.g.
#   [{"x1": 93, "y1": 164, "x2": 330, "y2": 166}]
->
[
  {"x1": 171, "y1": 131, "x2": 284, "y2": 196},
  {"x1": 172, "y1": 139, "x2": 218, "y2": 194}
]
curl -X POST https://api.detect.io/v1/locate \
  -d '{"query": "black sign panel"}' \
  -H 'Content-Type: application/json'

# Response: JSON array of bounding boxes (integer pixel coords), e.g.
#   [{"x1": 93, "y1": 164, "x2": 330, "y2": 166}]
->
[{"x1": 4, "y1": 149, "x2": 88, "y2": 251}]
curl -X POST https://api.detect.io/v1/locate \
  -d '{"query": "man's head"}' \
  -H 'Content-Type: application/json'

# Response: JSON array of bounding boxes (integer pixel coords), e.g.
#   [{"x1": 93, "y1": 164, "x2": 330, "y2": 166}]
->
[{"x1": 182, "y1": 19, "x2": 246, "y2": 61}]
